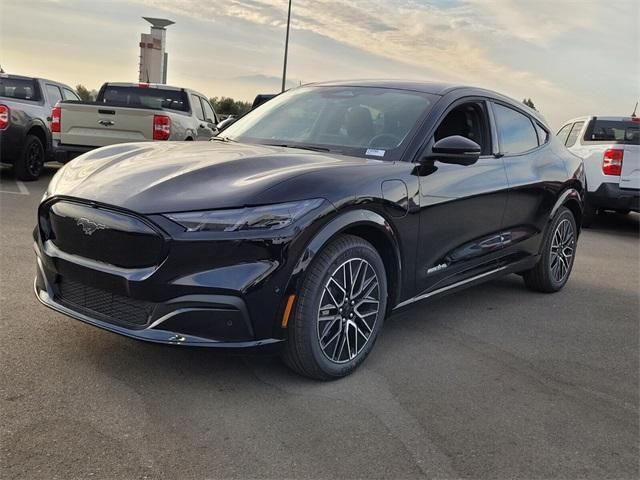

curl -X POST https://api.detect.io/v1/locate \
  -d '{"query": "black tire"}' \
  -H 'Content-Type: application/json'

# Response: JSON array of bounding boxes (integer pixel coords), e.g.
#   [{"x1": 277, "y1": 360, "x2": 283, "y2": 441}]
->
[
  {"x1": 523, "y1": 207, "x2": 577, "y2": 293},
  {"x1": 282, "y1": 234, "x2": 388, "y2": 380},
  {"x1": 15, "y1": 134, "x2": 45, "y2": 181}
]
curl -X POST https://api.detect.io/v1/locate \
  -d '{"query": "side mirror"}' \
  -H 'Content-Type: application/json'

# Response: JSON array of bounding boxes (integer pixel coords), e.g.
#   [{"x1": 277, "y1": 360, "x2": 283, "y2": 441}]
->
[
  {"x1": 427, "y1": 135, "x2": 481, "y2": 166},
  {"x1": 216, "y1": 117, "x2": 237, "y2": 132}
]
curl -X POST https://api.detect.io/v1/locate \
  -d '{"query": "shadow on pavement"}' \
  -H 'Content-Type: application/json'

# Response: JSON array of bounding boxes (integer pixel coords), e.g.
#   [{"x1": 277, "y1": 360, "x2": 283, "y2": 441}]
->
[{"x1": 584, "y1": 211, "x2": 639, "y2": 237}]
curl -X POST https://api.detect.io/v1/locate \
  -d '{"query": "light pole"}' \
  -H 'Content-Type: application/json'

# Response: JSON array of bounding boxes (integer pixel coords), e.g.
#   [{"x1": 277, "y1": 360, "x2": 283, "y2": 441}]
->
[{"x1": 281, "y1": 0, "x2": 292, "y2": 92}]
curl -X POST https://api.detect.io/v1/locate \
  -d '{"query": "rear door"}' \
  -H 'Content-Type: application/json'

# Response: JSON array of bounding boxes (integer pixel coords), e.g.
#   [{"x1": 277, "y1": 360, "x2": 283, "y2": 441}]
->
[
  {"x1": 494, "y1": 102, "x2": 568, "y2": 260},
  {"x1": 190, "y1": 94, "x2": 216, "y2": 140}
]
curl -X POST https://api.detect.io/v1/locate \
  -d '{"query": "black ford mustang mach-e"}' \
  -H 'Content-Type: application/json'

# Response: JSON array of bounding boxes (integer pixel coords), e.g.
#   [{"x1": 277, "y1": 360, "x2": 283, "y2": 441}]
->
[{"x1": 34, "y1": 81, "x2": 585, "y2": 379}]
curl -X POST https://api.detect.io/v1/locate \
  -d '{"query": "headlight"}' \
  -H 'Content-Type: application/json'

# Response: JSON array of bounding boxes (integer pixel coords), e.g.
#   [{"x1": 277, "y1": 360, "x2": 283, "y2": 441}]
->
[{"x1": 165, "y1": 199, "x2": 324, "y2": 232}]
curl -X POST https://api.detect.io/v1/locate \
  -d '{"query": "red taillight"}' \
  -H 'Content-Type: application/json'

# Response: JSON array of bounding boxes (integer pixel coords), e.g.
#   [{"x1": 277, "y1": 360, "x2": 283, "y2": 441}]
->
[
  {"x1": 138, "y1": 83, "x2": 149, "y2": 88},
  {"x1": 631, "y1": 117, "x2": 640, "y2": 123},
  {"x1": 603, "y1": 148, "x2": 624, "y2": 176},
  {"x1": 0, "y1": 104, "x2": 9, "y2": 130},
  {"x1": 51, "y1": 106, "x2": 61, "y2": 133},
  {"x1": 153, "y1": 115, "x2": 171, "y2": 140}
]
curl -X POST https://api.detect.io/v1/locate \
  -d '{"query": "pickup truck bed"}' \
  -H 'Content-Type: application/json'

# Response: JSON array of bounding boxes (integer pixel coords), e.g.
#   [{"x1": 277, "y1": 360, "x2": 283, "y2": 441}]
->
[{"x1": 52, "y1": 82, "x2": 219, "y2": 162}]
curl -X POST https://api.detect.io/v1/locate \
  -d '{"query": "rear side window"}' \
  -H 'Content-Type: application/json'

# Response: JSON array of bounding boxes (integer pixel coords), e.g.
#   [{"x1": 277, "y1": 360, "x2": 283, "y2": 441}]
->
[
  {"x1": 585, "y1": 119, "x2": 640, "y2": 145},
  {"x1": 493, "y1": 103, "x2": 538, "y2": 154},
  {"x1": 191, "y1": 94, "x2": 205, "y2": 120},
  {"x1": 565, "y1": 121, "x2": 584, "y2": 147},
  {"x1": 0, "y1": 77, "x2": 41, "y2": 101},
  {"x1": 100, "y1": 86, "x2": 189, "y2": 111},
  {"x1": 535, "y1": 122, "x2": 549, "y2": 145},
  {"x1": 46, "y1": 84, "x2": 63, "y2": 106}
]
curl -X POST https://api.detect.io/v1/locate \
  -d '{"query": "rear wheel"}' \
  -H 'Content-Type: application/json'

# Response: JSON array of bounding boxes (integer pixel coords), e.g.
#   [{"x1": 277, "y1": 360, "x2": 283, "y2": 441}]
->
[
  {"x1": 523, "y1": 207, "x2": 577, "y2": 293},
  {"x1": 282, "y1": 234, "x2": 388, "y2": 380},
  {"x1": 15, "y1": 134, "x2": 45, "y2": 181}
]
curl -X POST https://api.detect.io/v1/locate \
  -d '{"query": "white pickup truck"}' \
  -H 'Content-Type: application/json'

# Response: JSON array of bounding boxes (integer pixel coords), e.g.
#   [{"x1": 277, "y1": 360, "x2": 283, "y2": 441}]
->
[
  {"x1": 557, "y1": 116, "x2": 639, "y2": 225},
  {"x1": 52, "y1": 82, "x2": 219, "y2": 162}
]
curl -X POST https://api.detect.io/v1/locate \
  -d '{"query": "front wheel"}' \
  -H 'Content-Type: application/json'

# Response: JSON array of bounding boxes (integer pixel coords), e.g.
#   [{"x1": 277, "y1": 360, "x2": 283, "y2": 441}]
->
[
  {"x1": 523, "y1": 207, "x2": 577, "y2": 293},
  {"x1": 282, "y1": 234, "x2": 388, "y2": 380}
]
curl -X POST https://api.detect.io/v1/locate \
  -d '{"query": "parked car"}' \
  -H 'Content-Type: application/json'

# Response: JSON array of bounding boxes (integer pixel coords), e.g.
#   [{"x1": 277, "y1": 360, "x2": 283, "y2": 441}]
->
[
  {"x1": 217, "y1": 94, "x2": 276, "y2": 132},
  {"x1": 52, "y1": 82, "x2": 219, "y2": 162},
  {"x1": 0, "y1": 73, "x2": 79, "y2": 180},
  {"x1": 556, "y1": 116, "x2": 639, "y2": 225},
  {"x1": 35, "y1": 81, "x2": 585, "y2": 379}
]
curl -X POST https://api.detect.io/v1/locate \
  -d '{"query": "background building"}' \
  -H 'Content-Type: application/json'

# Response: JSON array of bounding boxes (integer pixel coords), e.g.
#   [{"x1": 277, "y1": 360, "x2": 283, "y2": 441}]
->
[{"x1": 138, "y1": 17, "x2": 174, "y2": 84}]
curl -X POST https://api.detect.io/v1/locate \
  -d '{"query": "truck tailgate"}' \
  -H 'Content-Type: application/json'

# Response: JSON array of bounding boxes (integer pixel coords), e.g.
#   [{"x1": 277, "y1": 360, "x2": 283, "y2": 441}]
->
[
  {"x1": 620, "y1": 145, "x2": 640, "y2": 190},
  {"x1": 59, "y1": 103, "x2": 155, "y2": 147}
]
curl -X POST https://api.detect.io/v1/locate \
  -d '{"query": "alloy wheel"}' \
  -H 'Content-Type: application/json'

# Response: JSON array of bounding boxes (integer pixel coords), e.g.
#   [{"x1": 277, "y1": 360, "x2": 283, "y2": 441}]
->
[
  {"x1": 317, "y1": 258, "x2": 380, "y2": 364},
  {"x1": 26, "y1": 141, "x2": 44, "y2": 177},
  {"x1": 549, "y1": 218, "x2": 575, "y2": 283}
]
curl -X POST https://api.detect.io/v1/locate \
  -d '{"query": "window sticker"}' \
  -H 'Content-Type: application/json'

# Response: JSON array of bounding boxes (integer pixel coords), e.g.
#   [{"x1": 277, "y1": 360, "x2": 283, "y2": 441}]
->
[{"x1": 365, "y1": 148, "x2": 385, "y2": 157}]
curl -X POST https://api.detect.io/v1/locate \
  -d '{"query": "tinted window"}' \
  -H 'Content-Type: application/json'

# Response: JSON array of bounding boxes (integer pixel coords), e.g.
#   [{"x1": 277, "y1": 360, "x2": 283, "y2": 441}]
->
[
  {"x1": 556, "y1": 124, "x2": 572, "y2": 145},
  {"x1": 435, "y1": 102, "x2": 491, "y2": 155},
  {"x1": 586, "y1": 119, "x2": 639, "y2": 145},
  {"x1": 201, "y1": 98, "x2": 217, "y2": 123},
  {"x1": 100, "y1": 86, "x2": 189, "y2": 111},
  {"x1": 535, "y1": 122, "x2": 549, "y2": 145},
  {"x1": 493, "y1": 103, "x2": 538, "y2": 154},
  {"x1": 46, "y1": 84, "x2": 62, "y2": 106},
  {"x1": 0, "y1": 77, "x2": 41, "y2": 101},
  {"x1": 565, "y1": 121, "x2": 584, "y2": 147},
  {"x1": 62, "y1": 88, "x2": 80, "y2": 101},
  {"x1": 223, "y1": 86, "x2": 435, "y2": 161},
  {"x1": 191, "y1": 94, "x2": 205, "y2": 120}
]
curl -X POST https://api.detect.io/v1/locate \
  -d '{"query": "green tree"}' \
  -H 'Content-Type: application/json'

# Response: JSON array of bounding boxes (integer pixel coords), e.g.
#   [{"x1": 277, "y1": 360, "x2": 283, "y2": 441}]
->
[
  {"x1": 76, "y1": 84, "x2": 95, "y2": 102},
  {"x1": 523, "y1": 98, "x2": 536, "y2": 110},
  {"x1": 210, "y1": 96, "x2": 252, "y2": 117}
]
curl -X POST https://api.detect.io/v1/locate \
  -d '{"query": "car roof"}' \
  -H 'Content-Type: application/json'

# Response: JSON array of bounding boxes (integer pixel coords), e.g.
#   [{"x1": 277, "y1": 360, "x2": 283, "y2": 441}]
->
[
  {"x1": 307, "y1": 79, "x2": 548, "y2": 126},
  {"x1": 311, "y1": 79, "x2": 465, "y2": 95},
  {"x1": 1, "y1": 73, "x2": 69, "y2": 87}
]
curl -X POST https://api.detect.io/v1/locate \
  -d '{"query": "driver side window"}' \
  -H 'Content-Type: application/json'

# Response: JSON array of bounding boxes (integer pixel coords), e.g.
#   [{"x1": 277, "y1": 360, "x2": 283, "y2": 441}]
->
[{"x1": 434, "y1": 102, "x2": 491, "y2": 155}]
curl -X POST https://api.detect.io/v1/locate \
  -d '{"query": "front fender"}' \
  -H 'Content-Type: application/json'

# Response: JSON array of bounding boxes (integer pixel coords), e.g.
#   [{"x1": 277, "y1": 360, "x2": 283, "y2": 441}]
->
[{"x1": 278, "y1": 208, "x2": 402, "y2": 331}]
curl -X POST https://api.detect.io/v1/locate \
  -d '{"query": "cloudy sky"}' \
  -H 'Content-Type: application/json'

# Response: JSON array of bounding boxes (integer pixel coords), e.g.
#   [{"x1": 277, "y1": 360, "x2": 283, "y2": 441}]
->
[{"x1": 1, "y1": 0, "x2": 638, "y2": 128}]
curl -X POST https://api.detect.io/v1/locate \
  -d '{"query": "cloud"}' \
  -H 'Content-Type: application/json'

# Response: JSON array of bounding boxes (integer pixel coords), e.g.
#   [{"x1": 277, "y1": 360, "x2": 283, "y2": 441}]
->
[{"x1": 136, "y1": 0, "x2": 561, "y2": 95}]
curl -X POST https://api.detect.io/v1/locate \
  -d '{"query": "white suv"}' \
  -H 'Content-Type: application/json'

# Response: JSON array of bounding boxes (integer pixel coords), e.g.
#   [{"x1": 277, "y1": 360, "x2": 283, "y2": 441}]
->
[{"x1": 557, "y1": 116, "x2": 639, "y2": 225}]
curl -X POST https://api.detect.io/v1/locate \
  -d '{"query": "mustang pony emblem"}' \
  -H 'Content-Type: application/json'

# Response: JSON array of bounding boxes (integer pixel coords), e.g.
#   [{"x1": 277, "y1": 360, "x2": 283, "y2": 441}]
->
[{"x1": 76, "y1": 217, "x2": 107, "y2": 236}]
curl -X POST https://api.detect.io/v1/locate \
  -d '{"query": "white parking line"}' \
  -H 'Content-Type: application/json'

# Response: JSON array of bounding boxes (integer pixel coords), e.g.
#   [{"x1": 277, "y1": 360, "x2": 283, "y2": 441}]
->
[
  {"x1": 16, "y1": 181, "x2": 29, "y2": 195},
  {"x1": 0, "y1": 180, "x2": 30, "y2": 195}
]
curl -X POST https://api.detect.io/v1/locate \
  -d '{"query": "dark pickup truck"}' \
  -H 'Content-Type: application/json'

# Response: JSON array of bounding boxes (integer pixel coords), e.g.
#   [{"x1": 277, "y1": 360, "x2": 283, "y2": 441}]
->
[{"x1": 0, "y1": 73, "x2": 80, "y2": 180}]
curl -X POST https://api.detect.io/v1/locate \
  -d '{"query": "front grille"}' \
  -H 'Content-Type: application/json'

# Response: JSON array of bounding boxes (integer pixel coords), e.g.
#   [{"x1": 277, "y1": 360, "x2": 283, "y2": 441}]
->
[
  {"x1": 44, "y1": 200, "x2": 164, "y2": 268},
  {"x1": 56, "y1": 279, "x2": 155, "y2": 327}
]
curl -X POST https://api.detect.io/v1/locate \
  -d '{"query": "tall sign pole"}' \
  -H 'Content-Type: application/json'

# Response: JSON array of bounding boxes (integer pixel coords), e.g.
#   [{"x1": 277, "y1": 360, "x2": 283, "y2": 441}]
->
[{"x1": 281, "y1": 0, "x2": 292, "y2": 92}]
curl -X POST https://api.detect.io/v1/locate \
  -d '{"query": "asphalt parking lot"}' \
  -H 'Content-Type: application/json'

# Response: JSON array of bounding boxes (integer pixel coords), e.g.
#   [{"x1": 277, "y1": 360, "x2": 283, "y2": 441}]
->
[{"x1": 1, "y1": 165, "x2": 638, "y2": 479}]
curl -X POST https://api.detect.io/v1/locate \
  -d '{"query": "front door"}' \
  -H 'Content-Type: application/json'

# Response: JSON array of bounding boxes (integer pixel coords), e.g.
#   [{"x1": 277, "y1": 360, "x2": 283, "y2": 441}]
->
[{"x1": 415, "y1": 99, "x2": 509, "y2": 295}]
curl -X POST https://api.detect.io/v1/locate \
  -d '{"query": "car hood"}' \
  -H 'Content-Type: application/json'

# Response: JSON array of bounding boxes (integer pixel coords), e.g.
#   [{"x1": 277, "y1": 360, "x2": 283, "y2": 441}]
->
[{"x1": 48, "y1": 141, "x2": 375, "y2": 213}]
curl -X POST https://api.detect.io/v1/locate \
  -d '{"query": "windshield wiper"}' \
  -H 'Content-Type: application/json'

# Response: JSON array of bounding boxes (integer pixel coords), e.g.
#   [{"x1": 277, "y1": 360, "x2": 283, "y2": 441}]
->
[
  {"x1": 265, "y1": 143, "x2": 331, "y2": 153},
  {"x1": 209, "y1": 136, "x2": 235, "y2": 143}
]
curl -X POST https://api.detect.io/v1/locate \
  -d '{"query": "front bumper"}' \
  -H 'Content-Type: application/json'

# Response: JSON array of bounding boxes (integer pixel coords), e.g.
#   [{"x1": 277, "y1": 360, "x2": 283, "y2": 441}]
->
[
  {"x1": 588, "y1": 182, "x2": 640, "y2": 211},
  {"x1": 34, "y1": 254, "x2": 283, "y2": 348},
  {"x1": 31, "y1": 196, "x2": 327, "y2": 349}
]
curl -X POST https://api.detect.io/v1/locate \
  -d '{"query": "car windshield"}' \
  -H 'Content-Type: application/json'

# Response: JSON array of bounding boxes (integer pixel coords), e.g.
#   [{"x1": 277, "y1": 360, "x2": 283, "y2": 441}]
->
[{"x1": 222, "y1": 86, "x2": 437, "y2": 160}]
